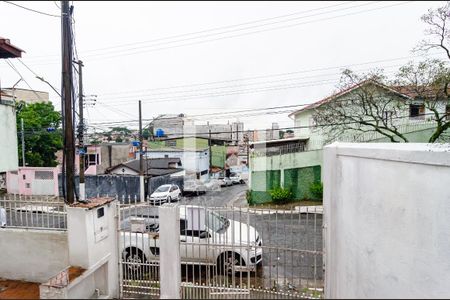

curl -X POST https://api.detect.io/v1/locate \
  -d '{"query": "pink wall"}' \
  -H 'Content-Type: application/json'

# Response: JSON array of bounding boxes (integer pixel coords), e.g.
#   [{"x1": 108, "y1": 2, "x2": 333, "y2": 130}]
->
[{"x1": 6, "y1": 167, "x2": 59, "y2": 196}]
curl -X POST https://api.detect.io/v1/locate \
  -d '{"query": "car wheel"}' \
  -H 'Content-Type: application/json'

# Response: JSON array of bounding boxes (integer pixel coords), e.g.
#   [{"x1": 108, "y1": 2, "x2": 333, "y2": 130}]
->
[
  {"x1": 124, "y1": 248, "x2": 149, "y2": 278},
  {"x1": 217, "y1": 252, "x2": 244, "y2": 276},
  {"x1": 240, "y1": 180, "x2": 245, "y2": 184}
]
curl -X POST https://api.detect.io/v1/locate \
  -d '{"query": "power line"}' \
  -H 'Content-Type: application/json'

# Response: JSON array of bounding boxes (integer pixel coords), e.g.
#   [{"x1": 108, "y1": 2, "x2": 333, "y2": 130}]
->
[
  {"x1": 92, "y1": 50, "x2": 443, "y2": 99},
  {"x1": 2, "y1": 1, "x2": 60, "y2": 17},
  {"x1": 4, "y1": 60, "x2": 44, "y2": 101},
  {"x1": 83, "y1": 113, "x2": 441, "y2": 138},
  {"x1": 22, "y1": 1, "x2": 411, "y2": 64},
  {"x1": 75, "y1": 1, "x2": 381, "y2": 59},
  {"x1": 20, "y1": 1, "x2": 361, "y2": 60},
  {"x1": 88, "y1": 103, "x2": 308, "y2": 126}
]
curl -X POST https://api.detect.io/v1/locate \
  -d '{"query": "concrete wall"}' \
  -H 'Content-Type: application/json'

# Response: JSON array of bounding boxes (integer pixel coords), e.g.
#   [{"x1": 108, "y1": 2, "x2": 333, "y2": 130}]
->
[
  {"x1": 2, "y1": 88, "x2": 49, "y2": 104},
  {"x1": 0, "y1": 229, "x2": 68, "y2": 282},
  {"x1": 323, "y1": 143, "x2": 450, "y2": 299},
  {"x1": 7, "y1": 167, "x2": 58, "y2": 195},
  {"x1": 0, "y1": 102, "x2": 18, "y2": 173}
]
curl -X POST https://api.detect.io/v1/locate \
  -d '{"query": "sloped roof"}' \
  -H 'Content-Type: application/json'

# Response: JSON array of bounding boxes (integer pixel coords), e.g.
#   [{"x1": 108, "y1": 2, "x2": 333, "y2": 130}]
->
[
  {"x1": 109, "y1": 157, "x2": 182, "y2": 175},
  {"x1": 288, "y1": 79, "x2": 412, "y2": 118},
  {"x1": 0, "y1": 37, "x2": 24, "y2": 58}
]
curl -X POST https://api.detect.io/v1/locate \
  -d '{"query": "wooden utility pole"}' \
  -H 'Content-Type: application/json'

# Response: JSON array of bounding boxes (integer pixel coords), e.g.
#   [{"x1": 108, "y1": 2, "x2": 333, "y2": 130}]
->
[
  {"x1": 74, "y1": 60, "x2": 85, "y2": 201},
  {"x1": 139, "y1": 100, "x2": 145, "y2": 202},
  {"x1": 61, "y1": 0, "x2": 75, "y2": 204}
]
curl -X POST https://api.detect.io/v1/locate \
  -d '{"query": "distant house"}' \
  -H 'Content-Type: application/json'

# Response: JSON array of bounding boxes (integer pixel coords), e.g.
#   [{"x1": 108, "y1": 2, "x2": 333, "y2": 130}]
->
[
  {"x1": 144, "y1": 147, "x2": 210, "y2": 180},
  {"x1": 56, "y1": 143, "x2": 134, "y2": 175},
  {"x1": 288, "y1": 79, "x2": 447, "y2": 149},
  {"x1": 250, "y1": 79, "x2": 447, "y2": 204},
  {"x1": 1, "y1": 88, "x2": 50, "y2": 104},
  {"x1": 108, "y1": 157, "x2": 184, "y2": 177}
]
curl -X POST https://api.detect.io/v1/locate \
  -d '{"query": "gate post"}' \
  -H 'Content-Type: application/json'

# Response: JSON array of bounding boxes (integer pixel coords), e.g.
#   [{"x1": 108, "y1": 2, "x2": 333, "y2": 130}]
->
[{"x1": 160, "y1": 203, "x2": 181, "y2": 299}]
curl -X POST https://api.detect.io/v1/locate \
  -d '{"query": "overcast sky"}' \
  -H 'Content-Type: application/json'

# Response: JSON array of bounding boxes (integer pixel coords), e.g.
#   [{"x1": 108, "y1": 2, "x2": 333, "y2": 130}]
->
[{"x1": 0, "y1": 1, "x2": 447, "y2": 133}]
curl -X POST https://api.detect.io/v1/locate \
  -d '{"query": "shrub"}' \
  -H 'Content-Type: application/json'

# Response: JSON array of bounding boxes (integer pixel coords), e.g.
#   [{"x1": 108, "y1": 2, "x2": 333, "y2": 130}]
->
[
  {"x1": 309, "y1": 182, "x2": 323, "y2": 200},
  {"x1": 269, "y1": 187, "x2": 293, "y2": 204},
  {"x1": 246, "y1": 190, "x2": 255, "y2": 206}
]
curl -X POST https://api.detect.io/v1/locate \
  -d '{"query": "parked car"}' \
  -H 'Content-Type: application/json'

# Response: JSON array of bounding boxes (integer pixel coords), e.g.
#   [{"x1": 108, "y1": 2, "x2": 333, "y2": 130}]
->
[
  {"x1": 120, "y1": 205, "x2": 263, "y2": 275},
  {"x1": 183, "y1": 179, "x2": 207, "y2": 195},
  {"x1": 148, "y1": 184, "x2": 181, "y2": 205},
  {"x1": 218, "y1": 176, "x2": 233, "y2": 187},
  {"x1": 229, "y1": 172, "x2": 245, "y2": 184}
]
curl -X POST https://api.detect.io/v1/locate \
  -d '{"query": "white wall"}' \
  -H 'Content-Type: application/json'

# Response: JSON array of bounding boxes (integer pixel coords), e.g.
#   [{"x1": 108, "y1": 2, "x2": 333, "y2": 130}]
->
[
  {"x1": 0, "y1": 102, "x2": 18, "y2": 172},
  {"x1": 145, "y1": 150, "x2": 209, "y2": 179},
  {"x1": 0, "y1": 229, "x2": 68, "y2": 282},
  {"x1": 323, "y1": 143, "x2": 450, "y2": 299}
]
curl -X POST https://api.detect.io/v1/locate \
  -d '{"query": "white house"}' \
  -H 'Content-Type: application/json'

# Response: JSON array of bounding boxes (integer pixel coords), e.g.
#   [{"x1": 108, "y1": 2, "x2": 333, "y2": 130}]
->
[
  {"x1": 108, "y1": 157, "x2": 184, "y2": 177},
  {"x1": 288, "y1": 79, "x2": 449, "y2": 150},
  {"x1": 144, "y1": 148, "x2": 210, "y2": 180}
]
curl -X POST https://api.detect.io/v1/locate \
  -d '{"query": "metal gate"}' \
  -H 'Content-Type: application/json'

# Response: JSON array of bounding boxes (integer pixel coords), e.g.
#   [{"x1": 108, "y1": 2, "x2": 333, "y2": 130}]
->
[
  {"x1": 117, "y1": 202, "x2": 323, "y2": 299},
  {"x1": 118, "y1": 202, "x2": 161, "y2": 299},
  {"x1": 178, "y1": 205, "x2": 323, "y2": 299}
]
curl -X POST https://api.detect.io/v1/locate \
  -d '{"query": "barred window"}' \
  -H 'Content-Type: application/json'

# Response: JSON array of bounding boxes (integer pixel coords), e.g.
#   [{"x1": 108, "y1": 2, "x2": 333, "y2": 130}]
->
[{"x1": 35, "y1": 171, "x2": 54, "y2": 180}]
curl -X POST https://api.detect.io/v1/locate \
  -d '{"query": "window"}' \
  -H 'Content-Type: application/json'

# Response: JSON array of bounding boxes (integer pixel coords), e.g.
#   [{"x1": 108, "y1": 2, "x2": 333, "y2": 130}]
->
[
  {"x1": 88, "y1": 154, "x2": 97, "y2": 166},
  {"x1": 200, "y1": 170, "x2": 208, "y2": 176},
  {"x1": 180, "y1": 219, "x2": 187, "y2": 235},
  {"x1": 409, "y1": 104, "x2": 425, "y2": 119},
  {"x1": 25, "y1": 183, "x2": 30, "y2": 188}
]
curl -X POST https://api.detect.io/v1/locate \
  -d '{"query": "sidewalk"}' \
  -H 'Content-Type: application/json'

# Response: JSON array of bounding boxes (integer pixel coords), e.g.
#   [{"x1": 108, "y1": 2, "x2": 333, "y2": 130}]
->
[{"x1": 228, "y1": 191, "x2": 323, "y2": 214}]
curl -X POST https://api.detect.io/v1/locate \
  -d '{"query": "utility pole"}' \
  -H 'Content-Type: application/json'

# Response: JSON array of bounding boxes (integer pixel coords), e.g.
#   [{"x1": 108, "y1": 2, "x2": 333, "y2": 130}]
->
[
  {"x1": 208, "y1": 129, "x2": 212, "y2": 176},
  {"x1": 21, "y1": 118, "x2": 25, "y2": 167},
  {"x1": 61, "y1": 0, "x2": 75, "y2": 204},
  {"x1": 139, "y1": 100, "x2": 145, "y2": 203},
  {"x1": 74, "y1": 60, "x2": 85, "y2": 201}
]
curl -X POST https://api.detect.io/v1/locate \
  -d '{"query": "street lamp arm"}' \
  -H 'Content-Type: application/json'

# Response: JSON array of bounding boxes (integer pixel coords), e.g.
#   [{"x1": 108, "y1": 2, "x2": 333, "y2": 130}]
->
[{"x1": 36, "y1": 76, "x2": 61, "y2": 97}]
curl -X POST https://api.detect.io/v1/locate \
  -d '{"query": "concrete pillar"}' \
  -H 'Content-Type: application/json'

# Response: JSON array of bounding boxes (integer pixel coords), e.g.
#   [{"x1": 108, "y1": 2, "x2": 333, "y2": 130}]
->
[
  {"x1": 66, "y1": 198, "x2": 119, "y2": 298},
  {"x1": 280, "y1": 168, "x2": 285, "y2": 188},
  {"x1": 140, "y1": 175, "x2": 145, "y2": 202},
  {"x1": 159, "y1": 203, "x2": 181, "y2": 299},
  {"x1": 323, "y1": 143, "x2": 338, "y2": 299}
]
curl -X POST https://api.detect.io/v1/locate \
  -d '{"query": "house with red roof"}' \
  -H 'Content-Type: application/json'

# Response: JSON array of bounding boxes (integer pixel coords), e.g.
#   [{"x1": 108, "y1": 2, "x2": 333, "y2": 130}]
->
[{"x1": 248, "y1": 79, "x2": 448, "y2": 204}]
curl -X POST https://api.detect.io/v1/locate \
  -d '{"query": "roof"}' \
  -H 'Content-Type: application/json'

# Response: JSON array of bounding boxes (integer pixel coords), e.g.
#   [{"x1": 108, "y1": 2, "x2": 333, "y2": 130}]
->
[
  {"x1": 288, "y1": 79, "x2": 412, "y2": 118},
  {"x1": 109, "y1": 158, "x2": 183, "y2": 175},
  {"x1": 0, "y1": 37, "x2": 24, "y2": 58},
  {"x1": 146, "y1": 147, "x2": 209, "y2": 153},
  {"x1": 390, "y1": 85, "x2": 450, "y2": 100},
  {"x1": 250, "y1": 137, "x2": 307, "y2": 146}
]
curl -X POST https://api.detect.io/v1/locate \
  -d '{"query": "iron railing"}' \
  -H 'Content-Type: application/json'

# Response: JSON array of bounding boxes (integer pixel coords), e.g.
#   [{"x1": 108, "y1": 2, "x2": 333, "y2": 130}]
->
[
  {"x1": 117, "y1": 202, "x2": 324, "y2": 299},
  {"x1": 0, "y1": 195, "x2": 67, "y2": 230}
]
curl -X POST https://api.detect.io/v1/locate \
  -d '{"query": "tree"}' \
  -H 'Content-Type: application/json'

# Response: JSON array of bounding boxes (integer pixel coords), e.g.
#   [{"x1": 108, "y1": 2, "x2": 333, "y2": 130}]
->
[
  {"x1": 115, "y1": 137, "x2": 123, "y2": 143},
  {"x1": 417, "y1": 2, "x2": 450, "y2": 60},
  {"x1": 16, "y1": 102, "x2": 63, "y2": 167},
  {"x1": 142, "y1": 128, "x2": 150, "y2": 140},
  {"x1": 312, "y1": 69, "x2": 410, "y2": 143},
  {"x1": 395, "y1": 59, "x2": 450, "y2": 142}
]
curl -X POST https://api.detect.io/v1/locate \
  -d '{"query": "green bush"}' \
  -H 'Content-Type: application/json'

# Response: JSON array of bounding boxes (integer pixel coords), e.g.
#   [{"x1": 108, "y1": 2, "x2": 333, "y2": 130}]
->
[
  {"x1": 309, "y1": 182, "x2": 323, "y2": 200},
  {"x1": 269, "y1": 187, "x2": 293, "y2": 204},
  {"x1": 246, "y1": 190, "x2": 255, "y2": 206}
]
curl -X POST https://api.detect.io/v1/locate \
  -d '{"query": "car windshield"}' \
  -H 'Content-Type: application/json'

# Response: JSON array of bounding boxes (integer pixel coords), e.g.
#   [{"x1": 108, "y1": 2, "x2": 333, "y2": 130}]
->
[
  {"x1": 155, "y1": 186, "x2": 170, "y2": 193},
  {"x1": 207, "y1": 211, "x2": 229, "y2": 233}
]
